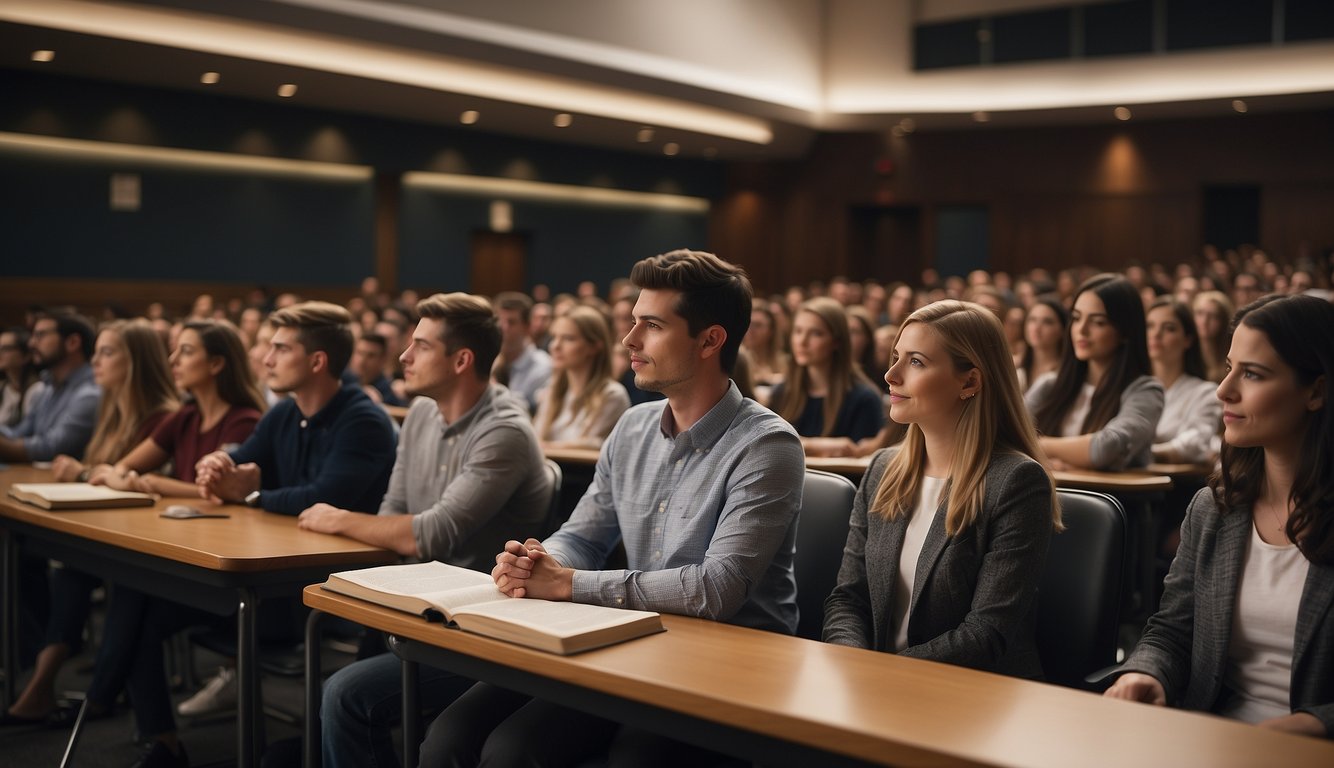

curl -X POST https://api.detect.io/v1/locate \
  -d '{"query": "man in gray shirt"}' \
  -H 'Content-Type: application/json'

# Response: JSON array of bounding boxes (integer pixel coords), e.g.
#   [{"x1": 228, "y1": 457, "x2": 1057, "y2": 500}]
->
[
  {"x1": 299, "y1": 292, "x2": 551, "y2": 768},
  {"x1": 492, "y1": 292, "x2": 551, "y2": 412},
  {"x1": 420, "y1": 250, "x2": 805, "y2": 767}
]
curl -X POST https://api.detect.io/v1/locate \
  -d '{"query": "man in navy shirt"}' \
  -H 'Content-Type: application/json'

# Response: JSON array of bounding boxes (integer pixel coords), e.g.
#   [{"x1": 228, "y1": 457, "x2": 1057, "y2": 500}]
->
[{"x1": 196, "y1": 301, "x2": 395, "y2": 514}]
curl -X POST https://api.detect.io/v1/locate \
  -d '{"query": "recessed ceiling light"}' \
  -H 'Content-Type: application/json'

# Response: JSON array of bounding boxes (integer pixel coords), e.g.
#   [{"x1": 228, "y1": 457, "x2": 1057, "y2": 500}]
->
[
  {"x1": 663, "y1": 142, "x2": 680, "y2": 156},
  {"x1": 636, "y1": 127, "x2": 654, "y2": 143},
  {"x1": 553, "y1": 113, "x2": 573, "y2": 128},
  {"x1": 1114, "y1": 106, "x2": 1132, "y2": 121},
  {"x1": 277, "y1": 83, "x2": 298, "y2": 98},
  {"x1": 898, "y1": 118, "x2": 916, "y2": 134},
  {"x1": 460, "y1": 110, "x2": 479, "y2": 125},
  {"x1": 972, "y1": 111, "x2": 990, "y2": 123},
  {"x1": 31, "y1": 50, "x2": 55, "y2": 63},
  {"x1": 200, "y1": 72, "x2": 220, "y2": 85},
  {"x1": 1232, "y1": 99, "x2": 1248, "y2": 113}
]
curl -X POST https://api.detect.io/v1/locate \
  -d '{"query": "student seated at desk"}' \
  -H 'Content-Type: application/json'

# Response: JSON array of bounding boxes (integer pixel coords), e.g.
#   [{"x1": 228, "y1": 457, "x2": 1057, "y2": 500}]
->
[
  {"x1": 3, "y1": 318, "x2": 177, "y2": 727},
  {"x1": 0, "y1": 311, "x2": 101, "y2": 463},
  {"x1": 420, "y1": 250, "x2": 805, "y2": 768},
  {"x1": 533, "y1": 305, "x2": 630, "y2": 449},
  {"x1": 771, "y1": 297, "x2": 884, "y2": 455},
  {"x1": 823, "y1": 301, "x2": 1061, "y2": 678},
  {"x1": 299, "y1": 293, "x2": 551, "y2": 768},
  {"x1": 23, "y1": 320, "x2": 262, "y2": 735},
  {"x1": 1146, "y1": 297, "x2": 1222, "y2": 465},
  {"x1": 1026, "y1": 274, "x2": 1164, "y2": 471},
  {"x1": 1105, "y1": 295, "x2": 1334, "y2": 739}
]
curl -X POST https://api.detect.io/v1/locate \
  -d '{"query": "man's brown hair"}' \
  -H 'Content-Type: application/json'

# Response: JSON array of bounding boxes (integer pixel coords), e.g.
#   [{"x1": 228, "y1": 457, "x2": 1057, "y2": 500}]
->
[
  {"x1": 268, "y1": 301, "x2": 354, "y2": 378},
  {"x1": 416, "y1": 293, "x2": 501, "y2": 380}
]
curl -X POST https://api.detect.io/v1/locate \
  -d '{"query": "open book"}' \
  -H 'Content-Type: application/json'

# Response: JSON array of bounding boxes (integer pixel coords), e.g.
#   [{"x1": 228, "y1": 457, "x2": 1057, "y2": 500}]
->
[
  {"x1": 8, "y1": 482, "x2": 155, "y2": 510},
  {"x1": 323, "y1": 561, "x2": 664, "y2": 655}
]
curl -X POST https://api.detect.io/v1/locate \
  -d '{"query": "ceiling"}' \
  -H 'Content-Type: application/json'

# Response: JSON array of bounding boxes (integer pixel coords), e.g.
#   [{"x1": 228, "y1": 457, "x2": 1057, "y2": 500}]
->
[{"x1": 4, "y1": 0, "x2": 1334, "y2": 162}]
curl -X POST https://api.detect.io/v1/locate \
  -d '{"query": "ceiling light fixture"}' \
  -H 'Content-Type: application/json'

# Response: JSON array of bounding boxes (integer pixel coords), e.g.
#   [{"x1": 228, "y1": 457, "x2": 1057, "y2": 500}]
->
[
  {"x1": 1232, "y1": 99, "x2": 1248, "y2": 113},
  {"x1": 277, "y1": 83, "x2": 298, "y2": 97},
  {"x1": 636, "y1": 127, "x2": 654, "y2": 143},
  {"x1": 898, "y1": 118, "x2": 916, "y2": 134},
  {"x1": 200, "y1": 71, "x2": 220, "y2": 84},
  {"x1": 972, "y1": 111, "x2": 990, "y2": 123},
  {"x1": 31, "y1": 50, "x2": 55, "y2": 62},
  {"x1": 663, "y1": 142, "x2": 680, "y2": 156},
  {"x1": 553, "y1": 113, "x2": 573, "y2": 128},
  {"x1": 1114, "y1": 106, "x2": 1132, "y2": 121},
  {"x1": 460, "y1": 110, "x2": 479, "y2": 125}
]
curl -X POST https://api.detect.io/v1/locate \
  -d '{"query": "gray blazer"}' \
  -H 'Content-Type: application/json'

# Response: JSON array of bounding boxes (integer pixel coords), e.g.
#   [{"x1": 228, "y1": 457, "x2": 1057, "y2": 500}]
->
[
  {"x1": 1025, "y1": 373, "x2": 1164, "y2": 470},
  {"x1": 822, "y1": 448, "x2": 1054, "y2": 679},
  {"x1": 1111, "y1": 487, "x2": 1334, "y2": 736}
]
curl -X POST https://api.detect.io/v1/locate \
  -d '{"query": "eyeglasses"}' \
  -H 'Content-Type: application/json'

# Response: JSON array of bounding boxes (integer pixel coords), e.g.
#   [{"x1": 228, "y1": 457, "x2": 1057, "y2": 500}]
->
[{"x1": 31, "y1": 328, "x2": 58, "y2": 339}]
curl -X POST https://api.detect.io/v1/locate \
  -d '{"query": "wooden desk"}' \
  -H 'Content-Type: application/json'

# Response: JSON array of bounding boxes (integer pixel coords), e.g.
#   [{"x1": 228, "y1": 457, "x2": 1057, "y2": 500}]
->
[
  {"x1": 303, "y1": 585, "x2": 1334, "y2": 768},
  {"x1": 383, "y1": 404, "x2": 409, "y2": 424},
  {"x1": 0, "y1": 466, "x2": 396, "y2": 767}
]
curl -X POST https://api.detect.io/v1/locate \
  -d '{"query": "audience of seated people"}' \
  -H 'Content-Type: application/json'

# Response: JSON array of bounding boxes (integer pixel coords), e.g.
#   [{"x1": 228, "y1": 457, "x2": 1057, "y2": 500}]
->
[{"x1": 3, "y1": 240, "x2": 1334, "y2": 767}]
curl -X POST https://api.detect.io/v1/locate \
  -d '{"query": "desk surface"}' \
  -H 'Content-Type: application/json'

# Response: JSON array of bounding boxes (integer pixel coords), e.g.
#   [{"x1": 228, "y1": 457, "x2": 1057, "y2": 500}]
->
[
  {"x1": 546, "y1": 448, "x2": 1175, "y2": 494},
  {"x1": 304, "y1": 585, "x2": 1334, "y2": 768},
  {"x1": 0, "y1": 466, "x2": 392, "y2": 572}
]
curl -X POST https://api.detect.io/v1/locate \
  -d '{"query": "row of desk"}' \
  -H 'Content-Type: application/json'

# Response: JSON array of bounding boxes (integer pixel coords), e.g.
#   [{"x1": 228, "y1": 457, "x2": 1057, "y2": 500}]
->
[{"x1": 6, "y1": 457, "x2": 1330, "y2": 768}]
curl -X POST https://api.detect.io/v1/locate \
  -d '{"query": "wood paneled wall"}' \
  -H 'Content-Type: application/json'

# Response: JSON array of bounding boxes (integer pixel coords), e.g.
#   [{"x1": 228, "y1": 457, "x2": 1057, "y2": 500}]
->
[{"x1": 713, "y1": 110, "x2": 1334, "y2": 295}]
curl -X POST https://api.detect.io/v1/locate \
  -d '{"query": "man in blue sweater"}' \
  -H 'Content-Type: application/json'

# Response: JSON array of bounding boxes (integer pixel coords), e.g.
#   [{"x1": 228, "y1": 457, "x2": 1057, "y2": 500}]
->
[{"x1": 196, "y1": 301, "x2": 395, "y2": 514}]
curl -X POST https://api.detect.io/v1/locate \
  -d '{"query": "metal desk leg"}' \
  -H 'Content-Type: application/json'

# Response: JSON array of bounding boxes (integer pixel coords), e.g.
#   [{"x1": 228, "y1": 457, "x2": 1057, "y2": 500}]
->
[
  {"x1": 237, "y1": 587, "x2": 261, "y2": 768},
  {"x1": 304, "y1": 610, "x2": 327, "y2": 768},
  {"x1": 2, "y1": 532, "x2": 15, "y2": 709},
  {"x1": 401, "y1": 650, "x2": 420, "y2": 768}
]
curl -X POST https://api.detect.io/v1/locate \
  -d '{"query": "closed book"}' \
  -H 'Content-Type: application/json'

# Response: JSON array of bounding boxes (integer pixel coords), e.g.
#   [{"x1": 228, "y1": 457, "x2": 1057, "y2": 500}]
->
[{"x1": 8, "y1": 482, "x2": 155, "y2": 510}]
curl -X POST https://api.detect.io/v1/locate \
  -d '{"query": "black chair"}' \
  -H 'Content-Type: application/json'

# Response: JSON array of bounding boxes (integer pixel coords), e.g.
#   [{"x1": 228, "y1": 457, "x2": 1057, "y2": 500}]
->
[
  {"x1": 793, "y1": 469, "x2": 857, "y2": 641},
  {"x1": 539, "y1": 458, "x2": 565, "y2": 538},
  {"x1": 1036, "y1": 488, "x2": 1126, "y2": 689}
]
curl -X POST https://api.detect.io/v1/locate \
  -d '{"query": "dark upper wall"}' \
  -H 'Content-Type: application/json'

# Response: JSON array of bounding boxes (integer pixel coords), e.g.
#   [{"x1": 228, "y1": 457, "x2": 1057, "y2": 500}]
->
[{"x1": 0, "y1": 70, "x2": 717, "y2": 295}]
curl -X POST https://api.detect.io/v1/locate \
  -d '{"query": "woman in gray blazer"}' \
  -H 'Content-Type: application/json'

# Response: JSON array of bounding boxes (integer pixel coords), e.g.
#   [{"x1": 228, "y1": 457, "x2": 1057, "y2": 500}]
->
[
  {"x1": 1026, "y1": 273, "x2": 1164, "y2": 470},
  {"x1": 823, "y1": 301, "x2": 1062, "y2": 678},
  {"x1": 1106, "y1": 295, "x2": 1334, "y2": 739}
]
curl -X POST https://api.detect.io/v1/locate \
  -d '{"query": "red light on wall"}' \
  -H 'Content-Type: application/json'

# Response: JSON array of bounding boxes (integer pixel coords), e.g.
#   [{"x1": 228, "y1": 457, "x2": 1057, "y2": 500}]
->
[{"x1": 873, "y1": 157, "x2": 895, "y2": 176}]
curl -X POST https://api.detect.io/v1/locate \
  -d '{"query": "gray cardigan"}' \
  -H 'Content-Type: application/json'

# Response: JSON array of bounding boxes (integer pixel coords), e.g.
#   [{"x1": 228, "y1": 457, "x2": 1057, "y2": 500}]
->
[
  {"x1": 1024, "y1": 373, "x2": 1164, "y2": 470},
  {"x1": 822, "y1": 448, "x2": 1054, "y2": 679},
  {"x1": 1109, "y1": 488, "x2": 1334, "y2": 737}
]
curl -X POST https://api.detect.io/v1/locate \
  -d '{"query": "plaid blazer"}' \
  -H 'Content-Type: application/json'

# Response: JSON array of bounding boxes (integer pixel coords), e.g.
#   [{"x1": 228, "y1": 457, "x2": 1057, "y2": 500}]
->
[{"x1": 1117, "y1": 488, "x2": 1334, "y2": 737}]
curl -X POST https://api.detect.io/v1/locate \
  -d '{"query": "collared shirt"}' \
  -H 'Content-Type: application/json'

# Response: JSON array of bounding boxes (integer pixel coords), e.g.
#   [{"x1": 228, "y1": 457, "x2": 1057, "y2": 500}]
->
[
  {"x1": 384, "y1": 384, "x2": 550, "y2": 570},
  {"x1": 544, "y1": 381, "x2": 804, "y2": 634},
  {"x1": 0, "y1": 363, "x2": 100, "y2": 461},
  {"x1": 506, "y1": 342, "x2": 551, "y2": 412},
  {"x1": 230, "y1": 384, "x2": 396, "y2": 516}
]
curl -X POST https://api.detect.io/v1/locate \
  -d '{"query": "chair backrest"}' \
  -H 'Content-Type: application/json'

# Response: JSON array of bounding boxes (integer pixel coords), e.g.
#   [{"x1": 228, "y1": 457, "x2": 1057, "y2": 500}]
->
[
  {"x1": 794, "y1": 469, "x2": 857, "y2": 640},
  {"x1": 541, "y1": 458, "x2": 565, "y2": 538},
  {"x1": 1037, "y1": 488, "x2": 1126, "y2": 689}
]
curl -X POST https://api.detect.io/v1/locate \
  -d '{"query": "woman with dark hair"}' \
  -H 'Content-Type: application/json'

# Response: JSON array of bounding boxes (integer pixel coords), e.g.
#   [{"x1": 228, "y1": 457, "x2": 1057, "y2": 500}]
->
[
  {"x1": 742, "y1": 304, "x2": 788, "y2": 389},
  {"x1": 0, "y1": 327, "x2": 40, "y2": 428},
  {"x1": 1105, "y1": 295, "x2": 1334, "y2": 739},
  {"x1": 1146, "y1": 297, "x2": 1222, "y2": 465},
  {"x1": 1025, "y1": 274, "x2": 1164, "y2": 470},
  {"x1": 771, "y1": 297, "x2": 884, "y2": 453},
  {"x1": 824, "y1": 300, "x2": 1061, "y2": 676},
  {"x1": 1017, "y1": 296, "x2": 1068, "y2": 392},
  {"x1": 845, "y1": 305, "x2": 882, "y2": 390}
]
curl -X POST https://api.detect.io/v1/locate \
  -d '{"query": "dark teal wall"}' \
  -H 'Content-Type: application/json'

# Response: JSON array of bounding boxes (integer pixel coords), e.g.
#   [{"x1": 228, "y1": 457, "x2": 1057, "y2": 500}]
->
[{"x1": 0, "y1": 71, "x2": 718, "y2": 292}]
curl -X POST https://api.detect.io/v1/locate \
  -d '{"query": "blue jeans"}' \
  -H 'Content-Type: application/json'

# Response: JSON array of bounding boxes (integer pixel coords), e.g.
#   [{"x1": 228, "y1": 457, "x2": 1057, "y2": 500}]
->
[{"x1": 321, "y1": 652, "x2": 473, "y2": 768}]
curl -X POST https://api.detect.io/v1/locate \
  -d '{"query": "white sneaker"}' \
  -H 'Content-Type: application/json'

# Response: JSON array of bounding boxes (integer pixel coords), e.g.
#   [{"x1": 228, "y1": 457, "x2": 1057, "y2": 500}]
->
[{"x1": 177, "y1": 667, "x2": 237, "y2": 716}]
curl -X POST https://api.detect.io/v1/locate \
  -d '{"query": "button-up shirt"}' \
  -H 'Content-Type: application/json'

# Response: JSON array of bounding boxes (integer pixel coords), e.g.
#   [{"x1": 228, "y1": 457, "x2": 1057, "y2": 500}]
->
[
  {"x1": 0, "y1": 363, "x2": 100, "y2": 461},
  {"x1": 506, "y1": 342, "x2": 551, "y2": 413},
  {"x1": 544, "y1": 381, "x2": 804, "y2": 634}
]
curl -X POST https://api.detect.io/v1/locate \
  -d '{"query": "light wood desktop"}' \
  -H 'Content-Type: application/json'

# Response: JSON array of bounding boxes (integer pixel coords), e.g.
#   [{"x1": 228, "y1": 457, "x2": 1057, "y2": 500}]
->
[
  {"x1": 0, "y1": 465, "x2": 395, "y2": 767},
  {"x1": 303, "y1": 585, "x2": 1334, "y2": 768}
]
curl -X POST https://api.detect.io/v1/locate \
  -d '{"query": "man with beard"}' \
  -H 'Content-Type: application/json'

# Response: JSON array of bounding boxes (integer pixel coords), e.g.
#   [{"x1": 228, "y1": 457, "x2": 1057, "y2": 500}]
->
[{"x1": 0, "y1": 311, "x2": 99, "y2": 462}]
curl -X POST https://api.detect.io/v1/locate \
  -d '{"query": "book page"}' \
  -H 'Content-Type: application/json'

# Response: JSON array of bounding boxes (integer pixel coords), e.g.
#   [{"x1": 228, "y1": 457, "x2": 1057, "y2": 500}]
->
[
  {"x1": 11, "y1": 483, "x2": 152, "y2": 502},
  {"x1": 456, "y1": 599, "x2": 659, "y2": 638},
  {"x1": 331, "y1": 562, "x2": 508, "y2": 614}
]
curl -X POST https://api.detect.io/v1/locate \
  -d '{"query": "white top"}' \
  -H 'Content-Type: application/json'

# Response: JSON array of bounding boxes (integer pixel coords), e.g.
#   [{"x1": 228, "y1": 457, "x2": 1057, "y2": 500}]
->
[
  {"x1": 535, "y1": 379, "x2": 630, "y2": 448},
  {"x1": 1219, "y1": 520, "x2": 1310, "y2": 724},
  {"x1": 892, "y1": 474, "x2": 947, "y2": 652},
  {"x1": 1152, "y1": 375, "x2": 1222, "y2": 464},
  {"x1": 1059, "y1": 382, "x2": 1095, "y2": 437}
]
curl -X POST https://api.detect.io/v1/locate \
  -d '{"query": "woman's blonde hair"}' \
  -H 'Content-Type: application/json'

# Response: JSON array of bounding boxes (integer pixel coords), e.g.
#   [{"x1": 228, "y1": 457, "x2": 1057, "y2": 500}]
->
[
  {"x1": 871, "y1": 301, "x2": 1061, "y2": 536},
  {"x1": 538, "y1": 305, "x2": 616, "y2": 440},
  {"x1": 85, "y1": 319, "x2": 179, "y2": 465},
  {"x1": 776, "y1": 297, "x2": 872, "y2": 436}
]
